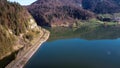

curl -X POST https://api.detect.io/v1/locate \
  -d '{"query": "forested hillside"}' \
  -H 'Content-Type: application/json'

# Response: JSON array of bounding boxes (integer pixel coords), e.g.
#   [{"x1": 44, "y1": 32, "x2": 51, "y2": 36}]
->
[
  {"x1": 27, "y1": 0, "x2": 120, "y2": 27},
  {"x1": 0, "y1": 0, "x2": 40, "y2": 59},
  {"x1": 27, "y1": 0, "x2": 95, "y2": 27},
  {"x1": 82, "y1": 0, "x2": 120, "y2": 14}
]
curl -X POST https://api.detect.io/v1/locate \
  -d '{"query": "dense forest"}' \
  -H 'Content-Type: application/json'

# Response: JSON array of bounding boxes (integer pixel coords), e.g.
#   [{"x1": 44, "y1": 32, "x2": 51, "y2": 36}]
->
[
  {"x1": 27, "y1": 0, "x2": 95, "y2": 27},
  {"x1": 82, "y1": 0, "x2": 120, "y2": 14},
  {"x1": 27, "y1": 0, "x2": 120, "y2": 27}
]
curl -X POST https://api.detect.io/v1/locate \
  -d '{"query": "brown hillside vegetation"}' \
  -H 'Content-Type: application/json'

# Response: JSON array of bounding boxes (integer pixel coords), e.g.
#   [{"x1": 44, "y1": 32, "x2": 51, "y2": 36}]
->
[
  {"x1": 0, "y1": 0, "x2": 39, "y2": 60},
  {"x1": 27, "y1": 0, "x2": 95, "y2": 27},
  {"x1": 82, "y1": 0, "x2": 120, "y2": 14}
]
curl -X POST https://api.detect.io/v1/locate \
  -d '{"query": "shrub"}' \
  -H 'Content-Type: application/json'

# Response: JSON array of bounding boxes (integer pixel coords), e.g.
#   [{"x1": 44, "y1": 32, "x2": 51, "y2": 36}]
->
[{"x1": 23, "y1": 32, "x2": 34, "y2": 41}]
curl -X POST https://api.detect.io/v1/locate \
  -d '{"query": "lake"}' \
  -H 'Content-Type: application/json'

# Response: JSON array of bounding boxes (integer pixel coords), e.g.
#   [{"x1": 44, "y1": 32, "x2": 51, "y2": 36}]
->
[{"x1": 24, "y1": 26, "x2": 120, "y2": 68}]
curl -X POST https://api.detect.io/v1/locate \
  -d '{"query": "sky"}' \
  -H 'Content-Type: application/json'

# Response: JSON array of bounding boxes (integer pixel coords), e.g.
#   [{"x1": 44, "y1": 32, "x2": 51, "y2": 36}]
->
[{"x1": 8, "y1": 0, "x2": 37, "y2": 5}]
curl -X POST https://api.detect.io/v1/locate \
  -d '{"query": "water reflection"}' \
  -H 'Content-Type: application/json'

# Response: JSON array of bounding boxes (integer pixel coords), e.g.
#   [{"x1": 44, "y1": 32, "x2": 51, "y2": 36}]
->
[
  {"x1": 48, "y1": 26, "x2": 120, "y2": 41},
  {"x1": 25, "y1": 26, "x2": 120, "y2": 68}
]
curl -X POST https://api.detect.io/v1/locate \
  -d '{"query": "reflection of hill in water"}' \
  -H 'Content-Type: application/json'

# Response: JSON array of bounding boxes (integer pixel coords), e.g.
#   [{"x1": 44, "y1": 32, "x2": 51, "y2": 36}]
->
[{"x1": 48, "y1": 26, "x2": 120, "y2": 41}]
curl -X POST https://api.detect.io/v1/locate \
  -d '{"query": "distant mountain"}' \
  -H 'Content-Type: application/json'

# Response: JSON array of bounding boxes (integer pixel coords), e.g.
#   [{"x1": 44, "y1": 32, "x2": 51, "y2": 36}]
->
[
  {"x1": 27, "y1": 0, "x2": 95, "y2": 27},
  {"x1": 82, "y1": 0, "x2": 120, "y2": 14}
]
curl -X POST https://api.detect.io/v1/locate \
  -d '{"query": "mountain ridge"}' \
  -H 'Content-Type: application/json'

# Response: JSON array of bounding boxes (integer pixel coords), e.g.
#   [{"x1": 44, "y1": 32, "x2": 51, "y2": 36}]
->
[
  {"x1": 82, "y1": 0, "x2": 120, "y2": 14},
  {"x1": 27, "y1": 0, "x2": 95, "y2": 27},
  {"x1": 27, "y1": 0, "x2": 120, "y2": 27}
]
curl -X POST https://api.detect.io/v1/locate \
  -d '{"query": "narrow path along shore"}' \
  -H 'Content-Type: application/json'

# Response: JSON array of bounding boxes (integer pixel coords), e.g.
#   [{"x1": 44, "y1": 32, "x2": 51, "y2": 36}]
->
[{"x1": 5, "y1": 29, "x2": 50, "y2": 68}]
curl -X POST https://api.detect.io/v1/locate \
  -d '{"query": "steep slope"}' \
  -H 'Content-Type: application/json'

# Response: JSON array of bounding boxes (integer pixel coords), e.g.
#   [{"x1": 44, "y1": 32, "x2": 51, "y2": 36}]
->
[
  {"x1": 0, "y1": 0, "x2": 41, "y2": 60},
  {"x1": 82, "y1": 0, "x2": 120, "y2": 14},
  {"x1": 27, "y1": 0, "x2": 95, "y2": 27}
]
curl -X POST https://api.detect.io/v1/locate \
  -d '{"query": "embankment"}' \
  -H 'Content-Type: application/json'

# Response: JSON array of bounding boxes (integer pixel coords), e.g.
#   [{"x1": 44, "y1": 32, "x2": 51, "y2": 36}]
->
[{"x1": 5, "y1": 29, "x2": 50, "y2": 68}]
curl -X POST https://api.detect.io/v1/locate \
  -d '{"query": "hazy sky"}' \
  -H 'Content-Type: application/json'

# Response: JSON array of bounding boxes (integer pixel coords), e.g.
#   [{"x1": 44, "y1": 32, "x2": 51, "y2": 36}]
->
[{"x1": 8, "y1": 0, "x2": 37, "y2": 5}]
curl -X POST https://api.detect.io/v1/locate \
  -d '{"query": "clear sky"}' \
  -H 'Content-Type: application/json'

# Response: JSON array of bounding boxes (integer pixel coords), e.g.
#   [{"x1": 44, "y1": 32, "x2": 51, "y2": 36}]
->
[{"x1": 8, "y1": 0, "x2": 37, "y2": 5}]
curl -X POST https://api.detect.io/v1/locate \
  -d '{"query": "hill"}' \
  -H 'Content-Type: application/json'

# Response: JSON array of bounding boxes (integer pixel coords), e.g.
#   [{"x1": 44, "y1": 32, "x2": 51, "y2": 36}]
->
[
  {"x1": 0, "y1": 0, "x2": 41, "y2": 60},
  {"x1": 27, "y1": 0, "x2": 95, "y2": 27},
  {"x1": 82, "y1": 0, "x2": 120, "y2": 14}
]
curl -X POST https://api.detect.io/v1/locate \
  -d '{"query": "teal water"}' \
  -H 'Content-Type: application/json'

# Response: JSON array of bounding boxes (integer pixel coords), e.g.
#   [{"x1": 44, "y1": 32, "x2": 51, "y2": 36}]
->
[
  {"x1": 24, "y1": 27, "x2": 120, "y2": 68},
  {"x1": 24, "y1": 38, "x2": 120, "y2": 68}
]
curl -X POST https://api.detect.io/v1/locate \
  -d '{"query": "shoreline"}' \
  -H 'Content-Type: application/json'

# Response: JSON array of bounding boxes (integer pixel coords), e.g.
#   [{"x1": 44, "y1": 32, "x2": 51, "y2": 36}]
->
[{"x1": 5, "y1": 29, "x2": 50, "y2": 68}]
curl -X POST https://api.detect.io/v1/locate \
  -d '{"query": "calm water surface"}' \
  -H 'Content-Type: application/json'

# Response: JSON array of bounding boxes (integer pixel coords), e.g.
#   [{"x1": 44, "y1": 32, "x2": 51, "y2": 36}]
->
[{"x1": 24, "y1": 27, "x2": 120, "y2": 68}]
